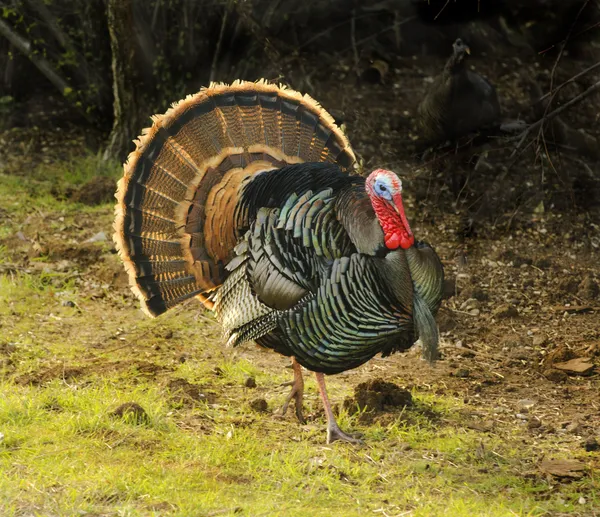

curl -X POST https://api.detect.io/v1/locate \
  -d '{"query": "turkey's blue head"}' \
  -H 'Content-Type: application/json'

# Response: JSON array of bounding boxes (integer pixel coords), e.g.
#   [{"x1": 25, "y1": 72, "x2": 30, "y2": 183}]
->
[{"x1": 365, "y1": 169, "x2": 414, "y2": 250}]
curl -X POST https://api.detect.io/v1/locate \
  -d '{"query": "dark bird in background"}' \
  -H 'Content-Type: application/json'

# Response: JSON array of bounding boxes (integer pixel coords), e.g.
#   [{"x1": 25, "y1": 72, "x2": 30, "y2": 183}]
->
[
  {"x1": 114, "y1": 80, "x2": 444, "y2": 444},
  {"x1": 418, "y1": 38, "x2": 502, "y2": 146}
]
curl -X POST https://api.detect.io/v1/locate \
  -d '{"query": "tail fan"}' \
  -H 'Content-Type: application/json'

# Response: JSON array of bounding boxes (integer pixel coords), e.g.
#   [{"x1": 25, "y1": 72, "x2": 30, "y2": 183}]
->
[{"x1": 114, "y1": 80, "x2": 356, "y2": 317}]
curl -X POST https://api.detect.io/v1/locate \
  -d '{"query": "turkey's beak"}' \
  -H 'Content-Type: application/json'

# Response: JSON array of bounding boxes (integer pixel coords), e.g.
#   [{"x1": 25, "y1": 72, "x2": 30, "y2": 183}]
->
[
  {"x1": 465, "y1": 46, "x2": 471, "y2": 55},
  {"x1": 392, "y1": 193, "x2": 413, "y2": 238}
]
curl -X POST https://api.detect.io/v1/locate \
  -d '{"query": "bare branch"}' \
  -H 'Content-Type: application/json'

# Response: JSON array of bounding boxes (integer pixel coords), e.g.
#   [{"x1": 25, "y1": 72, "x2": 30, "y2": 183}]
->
[
  {"x1": 511, "y1": 80, "x2": 600, "y2": 157},
  {"x1": 535, "y1": 61, "x2": 600, "y2": 105},
  {"x1": 549, "y1": 0, "x2": 590, "y2": 92}
]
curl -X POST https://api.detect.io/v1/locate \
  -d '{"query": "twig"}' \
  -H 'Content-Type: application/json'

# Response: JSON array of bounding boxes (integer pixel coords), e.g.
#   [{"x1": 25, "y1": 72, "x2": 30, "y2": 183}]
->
[
  {"x1": 549, "y1": 0, "x2": 590, "y2": 93},
  {"x1": 350, "y1": 9, "x2": 359, "y2": 76},
  {"x1": 299, "y1": 12, "x2": 379, "y2": 51},
  {"x1": 535, "y1": 61, "x2": 600, "y2": 106},
  {"x1": 339, "y1": 17, "x2": 416, "y2": 54},
  {"x1": 510, "y1": 80, "x2": 600, "y2": 157},
  {"x1": 434, "y1": 0, "x2": 451, "y2": 21},
  {"x1": 534, "y1": 0, "x2": 590, "y2": 170},
  {"x1": 210, "y1": 2, "x2": 230, "y2": 83}
]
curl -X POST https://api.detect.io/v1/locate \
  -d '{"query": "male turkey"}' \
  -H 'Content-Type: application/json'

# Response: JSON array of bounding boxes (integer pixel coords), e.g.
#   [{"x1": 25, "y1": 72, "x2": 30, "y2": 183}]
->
[
  {"x1": 418, "y1": 38, "x2": 502, "y2": 146},
  {"x1": 114, "y1": 80, "x2": 444, "y2": 444}
]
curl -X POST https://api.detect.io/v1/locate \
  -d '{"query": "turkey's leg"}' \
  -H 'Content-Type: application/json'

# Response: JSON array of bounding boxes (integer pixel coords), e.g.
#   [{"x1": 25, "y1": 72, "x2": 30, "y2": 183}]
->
[
  {"x1": 315, "y1": 372, "x2": 362, "y2": 444},
  {"x1": 278, "y1": 357, "x2": 306, "y2": 424}
]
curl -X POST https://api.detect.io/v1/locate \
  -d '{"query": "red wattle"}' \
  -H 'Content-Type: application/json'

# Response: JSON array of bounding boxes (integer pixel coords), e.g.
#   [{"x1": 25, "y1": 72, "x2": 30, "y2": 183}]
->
[
  {"x1": 385, "y1": 233, "x2": 402, "y2": 250},
  {"x1": 401, "y1": 234, "x2": 415, "y2": 249},
  {"x1": 369, "y1": 190, "x2": 415, "y2": 251}
]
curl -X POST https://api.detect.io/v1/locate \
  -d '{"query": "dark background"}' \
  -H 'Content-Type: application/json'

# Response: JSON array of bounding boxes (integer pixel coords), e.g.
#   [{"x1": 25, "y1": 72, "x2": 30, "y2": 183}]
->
[{"x1": 1, "y1": 0, "x2": 599, "y2": 221}]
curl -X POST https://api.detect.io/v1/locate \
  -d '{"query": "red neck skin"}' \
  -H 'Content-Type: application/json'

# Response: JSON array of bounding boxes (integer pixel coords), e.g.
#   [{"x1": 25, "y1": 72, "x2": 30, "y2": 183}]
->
[{"x1": 370, "y1": 194, "x2": 415, "y2": 250}]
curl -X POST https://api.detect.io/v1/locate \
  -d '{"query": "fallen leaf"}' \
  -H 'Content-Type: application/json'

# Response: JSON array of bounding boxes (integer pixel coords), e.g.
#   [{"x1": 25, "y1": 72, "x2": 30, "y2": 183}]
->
[
  {"x1": 553, "y1": 357, "x2": 595, "y2": 375},
  {"x1": 539, "y1": 458, "x2": 586, "y2": 479}
]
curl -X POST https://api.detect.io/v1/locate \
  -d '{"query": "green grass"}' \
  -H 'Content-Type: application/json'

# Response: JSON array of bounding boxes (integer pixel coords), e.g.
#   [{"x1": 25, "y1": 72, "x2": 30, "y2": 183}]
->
[
  {"x1": 0, "y1": 155, "x2": 598, "y2": 516},
  {"x1": 1, "y1": 374, "x2": 597, "y2": 517}
]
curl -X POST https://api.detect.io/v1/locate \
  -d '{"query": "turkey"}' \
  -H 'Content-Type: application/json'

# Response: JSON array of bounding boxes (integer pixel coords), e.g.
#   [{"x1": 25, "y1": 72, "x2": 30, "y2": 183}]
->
[
  {"x1": 114, "y1": 80, "x2": 444, "y2": 444},
  {"x1": 418, "y1": 38, "x2": 502, "y2": 146}
]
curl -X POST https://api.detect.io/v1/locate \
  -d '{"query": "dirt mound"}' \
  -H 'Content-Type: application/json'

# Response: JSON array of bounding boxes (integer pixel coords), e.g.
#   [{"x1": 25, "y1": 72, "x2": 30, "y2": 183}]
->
[
  {"x1": 72, "y1": 176, "x2": 117, "y2": 206},
  {"x1": 110, "y1": 402, "x2": 150, "y2": 425},
  {"x1": 343, "y1": 378, "x2": 413, "y2": 414}
]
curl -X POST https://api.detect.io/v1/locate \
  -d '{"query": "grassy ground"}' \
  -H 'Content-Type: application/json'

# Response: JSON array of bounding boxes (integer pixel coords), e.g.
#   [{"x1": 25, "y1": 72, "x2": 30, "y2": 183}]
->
[{"x1": 1, "y1": 140, "x2": 599, "y2": 516}]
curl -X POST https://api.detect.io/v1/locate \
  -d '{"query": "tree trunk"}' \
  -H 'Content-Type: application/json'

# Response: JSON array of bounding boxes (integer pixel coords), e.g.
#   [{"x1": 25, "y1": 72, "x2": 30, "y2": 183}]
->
[{"x1": 103, "y1": 0, "x2": 141, "y2": 163}]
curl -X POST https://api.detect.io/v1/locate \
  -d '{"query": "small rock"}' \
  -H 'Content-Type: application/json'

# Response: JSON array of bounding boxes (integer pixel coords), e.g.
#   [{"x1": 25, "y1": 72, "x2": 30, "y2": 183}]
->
[
  {"x1": 517, "y1": 399, "x2": 536, "y2": 410},
  {"x1": 583, "y1": 437, "x2": 600, "y2": 452},
  {"x1": 85, "y1": 231, "x2": 107, "y2": 243},
  {"x1": 110, "y1": 402, "x2": 149, "y2": 425},
  {"x1": 455, "y1": 368, "x2": 470, "y2": 378},
  {"x1": 244, "y1": 376, "x2": 257, "y2": 388},
  {"x1": 577, "y1": 276, "x2": 599, "y2": 301},
  {"x1": 492, "y1": 304, "x2": 518, "y2": 319},
  {"x1": 460, "y1": 298, "x2": 480, "y2": 311},
  {"x1": 0, "y1": 431, "x2": 4, "y2": 442},
  {"x1": 178, "y1": 354, "x2": 187, "y2": 363},
  {"x1": 463, "y1": 287, "x2": 489, "y2": 302},
  {"x1": 553, "y1": 357, "x2": 595, "y2": 376},
  {"x1": 249, "y1": 398, "x2": 268, "y2": 413},
  {"x1": 579, "y1": 497, "x2": 587, "y2": 505},
  {"x1": 566, "y1": 421, "x2": 583, "y2": 435},
  {"x1": 543, "y1": 368, "x2": 568, "y2": 383},
  {"x1": 61, "y1": 300, "x2": 76, "y2": 308},
  {"x1": 528, "y1": 419, "x2": 542, "y2": 430}
]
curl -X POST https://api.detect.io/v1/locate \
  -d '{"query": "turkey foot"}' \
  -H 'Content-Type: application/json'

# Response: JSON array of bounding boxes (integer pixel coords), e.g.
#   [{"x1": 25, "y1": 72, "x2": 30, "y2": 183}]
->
[
  {"x1": 327, "y1": 422, "x2": 363, "y2": 445},
  {"x1": 315, "y1": 372, "x2": 363, "y2": 445},
  {"x1": 278, "y1": 357, "x2": 306, "y2": 424}
]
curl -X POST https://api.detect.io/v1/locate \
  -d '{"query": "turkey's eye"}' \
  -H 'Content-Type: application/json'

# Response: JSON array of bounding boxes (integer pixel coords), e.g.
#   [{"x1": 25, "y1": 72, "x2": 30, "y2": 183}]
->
[{"x1": 375, "y1": 181, "x2": 392, "y2": 200}]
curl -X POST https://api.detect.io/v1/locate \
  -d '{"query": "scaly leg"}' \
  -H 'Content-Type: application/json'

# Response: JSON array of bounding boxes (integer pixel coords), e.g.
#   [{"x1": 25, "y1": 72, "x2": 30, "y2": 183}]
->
[
  {"x1": 278, "y1": 357, "x2": 306, "y2": 424},
  {"x1": 315, "y1": 372, "x2": 362, "y2": 444}
]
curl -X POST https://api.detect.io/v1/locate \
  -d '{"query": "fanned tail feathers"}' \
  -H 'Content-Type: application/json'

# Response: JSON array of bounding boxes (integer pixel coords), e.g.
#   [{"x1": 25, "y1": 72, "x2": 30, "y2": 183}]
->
[{"x1": 114, "y1": 79, "x2": 356, "y2": 317}]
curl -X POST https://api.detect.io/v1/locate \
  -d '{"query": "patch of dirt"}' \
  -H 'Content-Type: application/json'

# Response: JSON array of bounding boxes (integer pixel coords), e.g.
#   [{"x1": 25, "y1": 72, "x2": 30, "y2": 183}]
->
[
  {"x1": 167, "y1": 378, "x2": 217, "y2": 407},
  {"x1": 14, "y1": 365, "x2": 84, "y2": 386},
  {"x1": 13, "y1": 360, "x2": 172, "y2": 386}
]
